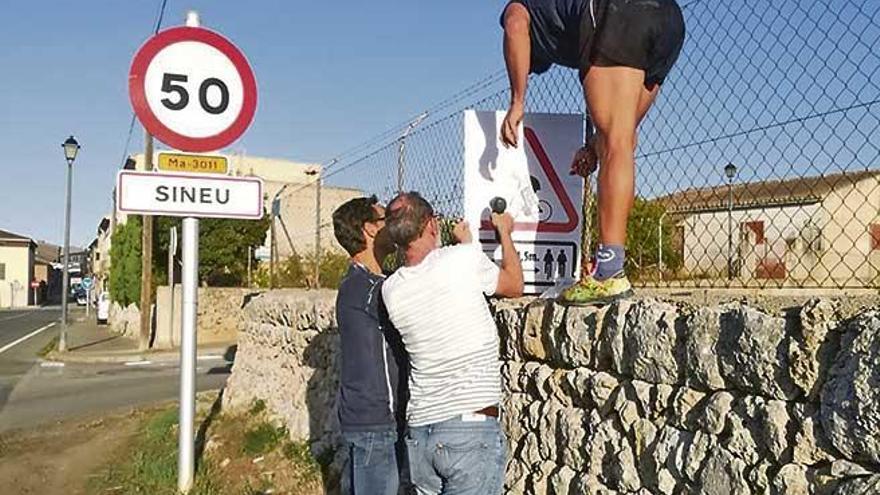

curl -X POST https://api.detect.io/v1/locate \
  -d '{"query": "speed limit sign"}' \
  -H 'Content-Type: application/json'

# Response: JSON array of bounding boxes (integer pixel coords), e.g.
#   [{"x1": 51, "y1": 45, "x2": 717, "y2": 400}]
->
[{"x1": 129, "y1": 27, "x2": 257, "y2": 152}]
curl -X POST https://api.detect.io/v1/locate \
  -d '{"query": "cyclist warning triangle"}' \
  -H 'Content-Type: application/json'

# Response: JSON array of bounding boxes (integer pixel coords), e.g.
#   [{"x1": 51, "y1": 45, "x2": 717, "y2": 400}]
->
[{"x1": 463, "y1": 110, "x2": 585, "y2": 294}]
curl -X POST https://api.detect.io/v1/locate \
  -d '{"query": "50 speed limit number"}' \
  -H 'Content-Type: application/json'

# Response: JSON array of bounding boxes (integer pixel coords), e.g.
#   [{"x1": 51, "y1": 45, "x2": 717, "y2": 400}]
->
[{"x1": 129, "y1": 27, "x2": 257, "y2": 152}]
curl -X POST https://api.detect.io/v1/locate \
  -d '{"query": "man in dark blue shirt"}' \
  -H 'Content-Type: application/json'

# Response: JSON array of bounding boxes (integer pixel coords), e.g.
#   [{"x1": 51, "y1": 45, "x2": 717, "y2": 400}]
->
[
  {"x1": 500, "y1": 0, "x2": 685, "y2": 305},
  {"x1": 332, "y1": 196, "x2": 408, "y2": 495}
]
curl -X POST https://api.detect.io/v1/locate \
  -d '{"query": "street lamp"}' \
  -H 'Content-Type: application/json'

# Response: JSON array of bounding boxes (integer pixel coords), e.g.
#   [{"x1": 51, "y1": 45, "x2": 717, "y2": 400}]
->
[
  {"x1": 724, "y1": 162, "x2": 737, "y2": 280},
  {"x1": 59, "y1": 136, "x2": 80, "y2": 352}
]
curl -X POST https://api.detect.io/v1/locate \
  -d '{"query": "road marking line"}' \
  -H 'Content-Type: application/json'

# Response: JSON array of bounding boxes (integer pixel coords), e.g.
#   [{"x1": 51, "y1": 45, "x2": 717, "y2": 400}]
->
[
  {"x1": 124, "y1": 360, "x2": 153, "y2": 366},
  {"x1": 40, "y1": 361, "x2": 65, "y2": 368},
  {"x1": 197, "y1": 354, "x2": 224, "y2": 361},
  {"x1": 0, "y1": 322, "x2": 57, "y2": 355}
]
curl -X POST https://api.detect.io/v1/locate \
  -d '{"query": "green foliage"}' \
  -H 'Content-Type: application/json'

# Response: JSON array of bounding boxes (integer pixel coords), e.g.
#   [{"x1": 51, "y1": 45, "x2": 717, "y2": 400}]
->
[
  {"x1": 248, "y1": 399, "x2": 266, "y2": 416},
  {"x1": 109, "y1": 217, "x2": 143, "y2": 307},
  {"x1": 242, "y1": 422, "x2": 287, "y2": 456},
  {"x1": 624, "y1": 198, "x2": 682, "y2": 278},
  {"x1": 310, "y1": 250, "x2": 349, "y2": 289},
  {"x1": 90, "y1": 407, "x2": 221, "y2": 495},
  {"x1": 154, "y1": 214, "x2": 270, "y2": 287},
  {"x1": 253, "y1": 250, "x2": 350, "y2": 290},
  {"x1": 584, "y1": 197, "x2": 681, "y2": 280},
  {"x1": 281, "y1": 441, "x2": 323, "y2": 482}
]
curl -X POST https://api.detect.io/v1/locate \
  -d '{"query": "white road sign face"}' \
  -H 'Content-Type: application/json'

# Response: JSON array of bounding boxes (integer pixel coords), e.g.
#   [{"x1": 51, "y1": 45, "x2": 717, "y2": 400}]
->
[
  {"x1": 117, "y1": 171, "x2": 264, "y2": 220},
  {"x1": 144, "y1": 41, "x2": 244, "y2": 139},
  {"x1": 464, "y1": 110, "x2": 584, "y2": 295}
]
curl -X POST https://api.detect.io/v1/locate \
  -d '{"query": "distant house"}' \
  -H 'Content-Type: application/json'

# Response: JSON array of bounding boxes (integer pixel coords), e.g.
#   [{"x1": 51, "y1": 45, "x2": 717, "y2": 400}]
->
[
  {"x1": 658, "y1": 170, "x2": 880, "y2": 287},
  {"x1": 34, "y1": 241, "x2": 62, "y2": 304},
  {"x1": 91, "y1": 217, "x2": 111, "y2": 294},
  {"x1": 0, "y1": 229, "x2": 36, "y2": 307}
]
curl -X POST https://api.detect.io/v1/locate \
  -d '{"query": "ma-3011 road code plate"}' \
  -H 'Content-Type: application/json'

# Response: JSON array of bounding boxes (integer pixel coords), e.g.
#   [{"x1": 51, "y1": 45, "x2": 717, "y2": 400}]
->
[
  {"x1": 117, "y1": 171, "x2": 263, "y2": 219},
  {"x1": 158, "y1": 152, "x2": 228, "y2": 174}
]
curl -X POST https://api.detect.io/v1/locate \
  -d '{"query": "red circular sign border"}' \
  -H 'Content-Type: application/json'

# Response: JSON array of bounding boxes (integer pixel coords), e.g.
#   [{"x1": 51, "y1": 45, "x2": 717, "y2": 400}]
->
[{"x1": 129, "y1": 26, "x2": 257, "y2": 153}]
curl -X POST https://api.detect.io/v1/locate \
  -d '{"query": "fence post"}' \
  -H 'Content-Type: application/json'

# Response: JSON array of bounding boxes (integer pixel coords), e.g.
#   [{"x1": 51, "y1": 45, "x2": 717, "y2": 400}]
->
[{"x1": 397, "y1": 112, "x2": 428, "y2": 193}]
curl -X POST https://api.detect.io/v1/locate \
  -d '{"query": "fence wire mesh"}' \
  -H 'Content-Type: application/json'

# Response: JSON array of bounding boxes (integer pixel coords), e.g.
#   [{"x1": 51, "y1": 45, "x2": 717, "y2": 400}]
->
[{"x1": 283, "y1": 0, "x2": 880, "y2": 289}]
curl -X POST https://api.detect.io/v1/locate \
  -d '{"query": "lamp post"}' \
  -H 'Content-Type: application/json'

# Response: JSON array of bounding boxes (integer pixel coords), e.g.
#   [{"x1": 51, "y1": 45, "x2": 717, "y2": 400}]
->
[
  {"x1": 724, "y1": 162, "x2": 738, "y2": 280},
  {"x1": 59, "y1": 136, "x2": 80, "y2": 352}
]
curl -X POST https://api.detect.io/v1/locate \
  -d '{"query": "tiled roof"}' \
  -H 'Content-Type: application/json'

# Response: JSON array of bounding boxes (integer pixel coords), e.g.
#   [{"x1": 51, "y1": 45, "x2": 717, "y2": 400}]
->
[{"x1": 656, "y1": 170, "x2": 880, "y2": 213}]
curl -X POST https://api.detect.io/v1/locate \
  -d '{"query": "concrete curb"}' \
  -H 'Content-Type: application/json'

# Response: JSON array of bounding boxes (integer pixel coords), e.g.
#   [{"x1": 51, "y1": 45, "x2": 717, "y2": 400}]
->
[{"x1": 41, "y1": 344, "x2": 236, "y2": 365}]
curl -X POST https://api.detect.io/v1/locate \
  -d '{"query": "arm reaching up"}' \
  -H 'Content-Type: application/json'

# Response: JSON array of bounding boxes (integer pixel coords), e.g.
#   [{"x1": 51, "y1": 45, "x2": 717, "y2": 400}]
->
[
  {"x1": 501, "y1": 3, "x2": 531, "y2": 148},
  {"x1": 492, "y1": 212, "x2": 524, "y2": 297}
]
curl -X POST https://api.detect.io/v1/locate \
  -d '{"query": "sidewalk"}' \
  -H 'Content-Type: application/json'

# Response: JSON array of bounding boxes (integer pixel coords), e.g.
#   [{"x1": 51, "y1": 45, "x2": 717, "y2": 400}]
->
[{"x1": 44, "y1": 311, "x2": 237, "y2": 365}]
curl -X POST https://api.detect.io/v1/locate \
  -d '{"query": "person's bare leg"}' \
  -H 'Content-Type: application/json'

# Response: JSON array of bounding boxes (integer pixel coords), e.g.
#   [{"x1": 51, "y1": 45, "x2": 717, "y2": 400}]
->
[{"x1": 585, "y1": 67, "x2": 658, "y2": 256}]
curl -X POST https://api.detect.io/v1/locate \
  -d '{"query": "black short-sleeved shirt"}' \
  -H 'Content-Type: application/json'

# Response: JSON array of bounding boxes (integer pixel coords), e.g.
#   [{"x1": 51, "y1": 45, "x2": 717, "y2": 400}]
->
[
  {"x1": 501, "y1": 0, "x2": 596, "y2": 74},
  {"x1": 502, "y1": 0, "x2": 686, "y2": 86}
]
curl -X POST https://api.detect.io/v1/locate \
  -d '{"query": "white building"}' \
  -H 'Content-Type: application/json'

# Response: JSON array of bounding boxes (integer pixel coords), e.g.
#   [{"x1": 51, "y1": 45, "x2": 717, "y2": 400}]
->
[{"x1": 659, "y1": 170, "x2": 880, "y2": 287}]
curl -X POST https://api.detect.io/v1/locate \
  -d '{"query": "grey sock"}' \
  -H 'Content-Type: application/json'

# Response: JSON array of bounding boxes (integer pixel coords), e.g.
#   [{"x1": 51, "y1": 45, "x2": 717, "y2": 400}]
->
[{"x1": 594, "y1": 244, "x2": 625, "y2": 280}]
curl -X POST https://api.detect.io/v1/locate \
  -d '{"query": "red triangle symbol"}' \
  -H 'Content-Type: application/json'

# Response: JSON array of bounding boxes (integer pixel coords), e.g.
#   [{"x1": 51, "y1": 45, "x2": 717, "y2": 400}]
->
[{"x1": 480, "y1": 126, "x2": 580, "y2": 233}]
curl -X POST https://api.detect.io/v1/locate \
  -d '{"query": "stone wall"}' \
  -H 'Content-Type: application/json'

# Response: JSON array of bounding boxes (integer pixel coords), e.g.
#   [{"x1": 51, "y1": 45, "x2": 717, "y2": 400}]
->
[
  {"x1": 108, "y1": 301, "x2": 140, "y2": 338},
  {"x1": 153, "y1": 286, "x2": 262, "y2": 349},
  {"x1": 223, "y1": 292, "x2": 880, "y2": 494},
  {"x1": 222, "y1": 289, "x2": 340, "y2": 459}
]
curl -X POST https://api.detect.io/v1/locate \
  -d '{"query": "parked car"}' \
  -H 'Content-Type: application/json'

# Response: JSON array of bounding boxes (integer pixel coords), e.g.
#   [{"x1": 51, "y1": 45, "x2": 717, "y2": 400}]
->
[
  {"x1": 97, "y1": 291, "x2": 110, "y2": 325},
  {"x1": 75, "y1": 290, "x2": 87, "y2": 306}
]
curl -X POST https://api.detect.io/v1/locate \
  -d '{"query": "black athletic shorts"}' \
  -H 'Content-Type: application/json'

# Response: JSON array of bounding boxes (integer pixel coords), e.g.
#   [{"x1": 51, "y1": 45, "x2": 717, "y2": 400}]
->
[{"x1": 579, "y1": 0, "x2": 686, "y2": 87}]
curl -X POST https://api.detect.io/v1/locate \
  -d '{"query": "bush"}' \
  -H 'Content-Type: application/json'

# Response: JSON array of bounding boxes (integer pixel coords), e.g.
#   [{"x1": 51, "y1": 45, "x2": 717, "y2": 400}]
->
[
  {"x1": 254, "y1": 250, "x2": 350, "y2": 290},
  {"x1": 109, "y1": 217, "x2": 142, "y2": 307}
]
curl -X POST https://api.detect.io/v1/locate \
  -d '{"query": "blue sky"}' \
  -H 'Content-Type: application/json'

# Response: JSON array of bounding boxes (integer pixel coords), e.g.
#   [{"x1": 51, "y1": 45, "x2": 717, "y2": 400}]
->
[
  {"x1": 3, "y1": 0, "x2": 878, "y2": 248},
  {"x1": 0, "y1": 0, "x2": 509, "y2": 246}
]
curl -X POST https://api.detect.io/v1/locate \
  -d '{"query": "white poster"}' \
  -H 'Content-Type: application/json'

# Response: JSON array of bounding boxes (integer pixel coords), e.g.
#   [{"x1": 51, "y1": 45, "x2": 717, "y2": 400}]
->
[{"x1": 463, "y1": 110, "x2": 584, "y2": 295}]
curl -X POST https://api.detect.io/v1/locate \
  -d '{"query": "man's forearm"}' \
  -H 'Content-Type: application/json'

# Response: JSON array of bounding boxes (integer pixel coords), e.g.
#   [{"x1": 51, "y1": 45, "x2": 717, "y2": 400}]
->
[
  {"x1": 499, "y1": 234, "x2": 524, "y2": 291},
  {"x1": 504, "y1": 10, "x2": 530, "y2": 105}
]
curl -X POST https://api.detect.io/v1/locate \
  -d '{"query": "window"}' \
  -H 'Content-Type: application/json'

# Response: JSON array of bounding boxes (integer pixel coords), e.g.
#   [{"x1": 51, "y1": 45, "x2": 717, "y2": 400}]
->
[
  {"x1": 0, "y1": 263, "x2": 5, "y2": 280},
  {"x1": 744, "y1": 221, "x2": 765, "y2": 244},
  {"x1": 871, "y1": 224, "x2": 880, "y2": 251}
]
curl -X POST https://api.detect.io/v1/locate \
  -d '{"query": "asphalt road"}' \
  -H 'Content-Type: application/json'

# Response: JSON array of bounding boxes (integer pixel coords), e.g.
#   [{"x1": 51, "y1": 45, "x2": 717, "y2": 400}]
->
[
  {"x1": 0, "y1": 307, "x2": 230, "y2": 432},
  {"x1": 0, "y1": 308, "x2": 61, "y2": 413}
]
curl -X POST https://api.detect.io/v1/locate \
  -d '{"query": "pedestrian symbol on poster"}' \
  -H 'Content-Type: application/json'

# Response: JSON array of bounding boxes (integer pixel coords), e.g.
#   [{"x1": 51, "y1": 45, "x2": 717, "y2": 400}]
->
[{"x1": 463, "y1": 110, "x2": 584, "y2": 295}]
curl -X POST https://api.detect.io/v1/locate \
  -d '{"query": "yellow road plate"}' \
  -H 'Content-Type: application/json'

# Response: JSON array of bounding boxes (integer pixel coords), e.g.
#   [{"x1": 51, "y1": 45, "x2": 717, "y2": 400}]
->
[{"x1": 157, "y1": 153, "x2": 228, "y2": 175}]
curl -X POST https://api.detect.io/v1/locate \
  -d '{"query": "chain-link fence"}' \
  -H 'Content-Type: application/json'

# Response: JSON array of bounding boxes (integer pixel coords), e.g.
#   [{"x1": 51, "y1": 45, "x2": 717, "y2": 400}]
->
[{"x1": 282, "y1": 0, "x2": 880, "y2": 289}]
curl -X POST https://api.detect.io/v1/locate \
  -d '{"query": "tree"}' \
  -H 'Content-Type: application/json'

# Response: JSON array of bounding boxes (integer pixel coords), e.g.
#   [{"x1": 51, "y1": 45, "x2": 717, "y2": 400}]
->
[
  {"x1": 585, "y1": 197, "x2": 681, "y2": 280},
  {"x1": 108, "y1": 217, "x2": 142, "y2": 306},
  {"x1": 154, "y1": 214, "x2": 270, "y2": 287}
]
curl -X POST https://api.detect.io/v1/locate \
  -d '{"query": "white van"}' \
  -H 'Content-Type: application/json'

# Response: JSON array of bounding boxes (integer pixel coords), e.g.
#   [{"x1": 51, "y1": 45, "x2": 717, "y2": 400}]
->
[{"x1": 96, "y1": 291, "x2": 110, "y2": 325}]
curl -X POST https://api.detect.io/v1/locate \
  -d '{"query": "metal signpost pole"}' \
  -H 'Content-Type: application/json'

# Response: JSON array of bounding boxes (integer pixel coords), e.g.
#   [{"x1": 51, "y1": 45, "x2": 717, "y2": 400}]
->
[
  {"x1": 178, "y1": 216, "x2": 199, "y2": 493},
  {"x1": 169, "y1": 226, "x2": 177, "y2": 346},
  {"x1": 176, "y1": 13, "x2": 201, "y2": 494}
]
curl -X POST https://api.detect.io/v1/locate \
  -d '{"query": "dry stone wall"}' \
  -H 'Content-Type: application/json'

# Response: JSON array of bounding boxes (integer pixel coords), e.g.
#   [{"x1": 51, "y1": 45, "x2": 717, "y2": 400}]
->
[{"x1": 223, "y1": 292, "x2": 880, "y2": 494}]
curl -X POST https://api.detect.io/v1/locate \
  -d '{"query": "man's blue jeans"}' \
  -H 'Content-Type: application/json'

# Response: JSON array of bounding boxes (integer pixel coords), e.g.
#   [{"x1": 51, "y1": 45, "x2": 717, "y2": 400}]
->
[
  {"x1": 404, "y1": 416, "x2": 507, "y2": 495},
  {"x1": 339, "y1": 428, "x2": 401, "y2": 495}
]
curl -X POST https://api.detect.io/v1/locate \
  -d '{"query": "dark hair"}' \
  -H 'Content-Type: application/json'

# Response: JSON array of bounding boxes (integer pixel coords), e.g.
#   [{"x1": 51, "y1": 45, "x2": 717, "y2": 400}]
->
[
  {"x1": 386, "y1": 192, "x2": 434, "y2": 248},
  {"x1": 332, "y1": 195, "x2": 380, "y2": 256}
]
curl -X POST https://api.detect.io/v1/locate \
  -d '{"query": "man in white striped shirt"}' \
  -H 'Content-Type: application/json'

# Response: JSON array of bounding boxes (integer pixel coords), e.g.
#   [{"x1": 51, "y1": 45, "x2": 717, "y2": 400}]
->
[{"x1": 381, "y1": 191, "x2": 523, "y2": 495}]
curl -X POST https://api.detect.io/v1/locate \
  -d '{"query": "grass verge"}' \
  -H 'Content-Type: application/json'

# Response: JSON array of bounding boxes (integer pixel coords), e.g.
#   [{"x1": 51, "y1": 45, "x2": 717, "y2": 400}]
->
[
  {"x1": 90, "y1": 407, "x2": 222, "y2": 495},
  {"x1": 90, "y1": 398, "x2": 328, "y2": 495},
  {"x1": 37, "y1": 336, "x2": 59, "y2": 358}
]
